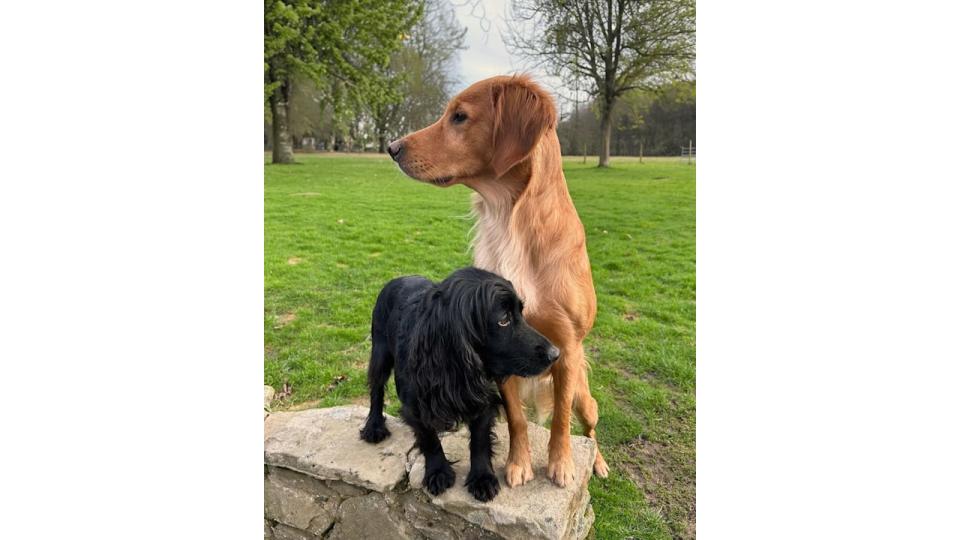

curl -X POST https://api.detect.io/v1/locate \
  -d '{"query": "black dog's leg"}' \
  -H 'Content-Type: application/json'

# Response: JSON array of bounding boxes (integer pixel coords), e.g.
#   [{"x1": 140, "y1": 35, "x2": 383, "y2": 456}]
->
[
  {"x1": 359, "y1": 337, "x2": 393, "y2": 443},
  {"x1": 406, "y1": 413, "x2": 455, "y2": 496},
  {"x1": 465, "y1": 404, "x2": 500, "y2": 502}
]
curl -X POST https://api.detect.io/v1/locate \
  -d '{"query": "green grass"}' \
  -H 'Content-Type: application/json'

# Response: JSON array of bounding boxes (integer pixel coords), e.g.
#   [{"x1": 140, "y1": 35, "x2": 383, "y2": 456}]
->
[{"x1": 265, "y1": 153, "x2": 695, "y2": 539}]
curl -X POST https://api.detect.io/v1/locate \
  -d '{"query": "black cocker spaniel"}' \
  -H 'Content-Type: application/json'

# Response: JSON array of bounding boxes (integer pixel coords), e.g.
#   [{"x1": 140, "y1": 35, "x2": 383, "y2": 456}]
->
[{"x1": 359, "y1": 267, "x2": 559, "y2": 502}]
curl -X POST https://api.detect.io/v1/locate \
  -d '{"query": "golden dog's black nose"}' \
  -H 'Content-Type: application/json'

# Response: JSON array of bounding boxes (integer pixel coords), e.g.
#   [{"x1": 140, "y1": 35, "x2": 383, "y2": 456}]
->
[{"x1": 387, "y1": 140, "x2": 404, "y2": 161}]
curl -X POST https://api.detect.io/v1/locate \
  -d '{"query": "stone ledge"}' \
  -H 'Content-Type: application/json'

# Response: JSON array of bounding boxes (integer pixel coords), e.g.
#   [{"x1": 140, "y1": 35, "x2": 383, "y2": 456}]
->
[
  {"x1": 408, "y1": 422, "x2": 595, "y2": 540},
  {"x1": 265, "y1": 406, "x2": 415, "y2": 492},
  {"x1": 264, "y1": 404, "x2": 595, "y2": 539},
  {"x1": 265, "y1": 386, "x2": 275, "y2": 419}
]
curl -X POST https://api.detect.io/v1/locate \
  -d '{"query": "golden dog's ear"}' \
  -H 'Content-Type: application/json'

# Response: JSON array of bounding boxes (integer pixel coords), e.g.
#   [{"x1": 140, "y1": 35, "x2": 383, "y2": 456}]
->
[{"x1": 490, "y1": 78, "x2": 557, "y2": 178}]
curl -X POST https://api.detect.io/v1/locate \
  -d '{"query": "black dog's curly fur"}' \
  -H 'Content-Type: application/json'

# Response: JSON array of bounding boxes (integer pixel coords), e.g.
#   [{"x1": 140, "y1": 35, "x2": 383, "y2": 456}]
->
[{"x1": 359, "y1": 267, "x2": 559, "y2": 502}]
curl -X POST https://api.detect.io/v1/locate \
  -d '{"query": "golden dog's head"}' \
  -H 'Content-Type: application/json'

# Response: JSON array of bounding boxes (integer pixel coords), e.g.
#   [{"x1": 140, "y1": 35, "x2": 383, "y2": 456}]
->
[{"x1": 387, "y1": 74, "x2": 557, "y2": 187}]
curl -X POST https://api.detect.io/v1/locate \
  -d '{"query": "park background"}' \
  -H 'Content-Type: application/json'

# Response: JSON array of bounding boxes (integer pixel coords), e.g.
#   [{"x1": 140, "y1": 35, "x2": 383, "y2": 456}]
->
[
  {"x1": 265, "y1": 0, "x2": 694, "y2": 166},
  {"x1": 265, "y1": 1, "x2": 695, "y2": 538}
]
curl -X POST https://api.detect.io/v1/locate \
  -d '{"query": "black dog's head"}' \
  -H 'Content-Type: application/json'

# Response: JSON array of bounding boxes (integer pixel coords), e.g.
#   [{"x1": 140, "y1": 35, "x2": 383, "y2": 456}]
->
[
  {"x1": 469, "y1": 277, "x2": 560, "y2": 379},
  {"x1": 408, "y1": 267, "x2": 558, "y2": 429},
  {"x1": 433, "y1": 267, "x2": 558, "y2": 379}
]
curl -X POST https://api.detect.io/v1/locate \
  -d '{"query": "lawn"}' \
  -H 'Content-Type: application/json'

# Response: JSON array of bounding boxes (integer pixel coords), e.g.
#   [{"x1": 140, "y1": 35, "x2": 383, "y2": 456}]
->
[{"x1": 265, "y1": 153, "x2": 696, "y2": 539}]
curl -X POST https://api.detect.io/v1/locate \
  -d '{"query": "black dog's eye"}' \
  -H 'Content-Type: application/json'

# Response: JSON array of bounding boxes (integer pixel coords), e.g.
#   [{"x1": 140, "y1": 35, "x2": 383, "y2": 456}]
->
[
  {"x1": 498, "y1": 316, "x2": 510, "y2": 327},
  {"x1": 451, "y1": 111, "x2": 467, "y2": 124}
]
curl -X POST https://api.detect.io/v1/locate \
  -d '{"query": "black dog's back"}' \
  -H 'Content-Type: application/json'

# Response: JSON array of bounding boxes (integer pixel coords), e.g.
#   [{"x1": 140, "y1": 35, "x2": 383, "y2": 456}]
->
[
  {"x1": 371, "y1": 275, "x2": 431, "y2": 345},
  {"x1": 359, "y1": 275, "x2": 431, "y2": 444}
]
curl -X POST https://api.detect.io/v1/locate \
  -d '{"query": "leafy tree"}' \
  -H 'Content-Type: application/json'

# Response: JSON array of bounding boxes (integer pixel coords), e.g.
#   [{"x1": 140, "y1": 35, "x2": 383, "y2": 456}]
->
[
  {"x1": 264, "y1": 0, "x2": 422, "y2": 163},
  {"x1": 506, "y1": 0, "x2": 695, "y2": 167},
  {"x1": 285, "y1": 76, "x2": 330, "y2": 145},
  {"x1": 556, "y1": 80, "x2": 695, "y2": 157},
  {"x1": 633, "y1": 80, "x2": 695, "y2": 155},
  {"x1": 369, "y1": 0, "x2": 467, "y2": 152}
]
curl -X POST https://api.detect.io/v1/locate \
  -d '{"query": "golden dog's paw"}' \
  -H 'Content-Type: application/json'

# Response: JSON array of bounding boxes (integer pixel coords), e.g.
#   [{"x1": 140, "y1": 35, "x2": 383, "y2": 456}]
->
[
  {"x1": 593, "y1": 452, "x2": 610, "y2": 478},
  {"x1": 546, "y1": 455, "x2": 576, "y2": 487},
  {"x1": 504, "y1": 459, "x2": 534, "y2": 487}
]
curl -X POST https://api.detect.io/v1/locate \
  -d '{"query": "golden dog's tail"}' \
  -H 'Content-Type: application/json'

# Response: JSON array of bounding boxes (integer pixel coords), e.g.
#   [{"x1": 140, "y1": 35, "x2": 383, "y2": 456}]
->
[{"x1": 518, "y1": 374, "x2": 554, "y2": 424}]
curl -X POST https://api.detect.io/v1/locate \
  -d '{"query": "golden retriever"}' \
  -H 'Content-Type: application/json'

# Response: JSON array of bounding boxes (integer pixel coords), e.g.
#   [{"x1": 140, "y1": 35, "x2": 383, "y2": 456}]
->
[{"x1": 387, "y1": 74, "x2": 608, "y2": 487}]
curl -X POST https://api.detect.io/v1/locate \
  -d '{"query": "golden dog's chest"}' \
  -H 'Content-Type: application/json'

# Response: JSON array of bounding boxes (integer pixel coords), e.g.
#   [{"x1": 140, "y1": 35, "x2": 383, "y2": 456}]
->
[{"x1": 471, "y1": 193, "x2": 543, "y2": 314}]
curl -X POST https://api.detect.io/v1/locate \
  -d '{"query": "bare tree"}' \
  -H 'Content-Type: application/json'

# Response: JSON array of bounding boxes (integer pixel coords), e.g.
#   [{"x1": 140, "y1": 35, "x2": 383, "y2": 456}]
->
[{"x1": 505, "y1": 0, "x2": 695, "y2": 167}]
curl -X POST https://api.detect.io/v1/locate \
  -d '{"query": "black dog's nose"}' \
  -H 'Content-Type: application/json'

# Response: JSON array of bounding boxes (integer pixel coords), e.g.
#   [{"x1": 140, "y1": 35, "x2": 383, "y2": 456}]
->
[
  {"x1": 387, "y1": 140, "x2": 404, "y2": 161},
  {"x1": 547, "y1": 346, "x2": 561, "y2": 362}
]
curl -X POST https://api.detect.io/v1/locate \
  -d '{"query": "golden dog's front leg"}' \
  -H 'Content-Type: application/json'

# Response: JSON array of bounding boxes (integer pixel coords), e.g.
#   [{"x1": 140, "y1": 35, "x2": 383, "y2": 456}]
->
[
  {"x1": 498, "y1": 376, "x2": 534, "y2": 487},
  {"x1": 546, "y1": 347, "x2": 578, "y2": 487}
]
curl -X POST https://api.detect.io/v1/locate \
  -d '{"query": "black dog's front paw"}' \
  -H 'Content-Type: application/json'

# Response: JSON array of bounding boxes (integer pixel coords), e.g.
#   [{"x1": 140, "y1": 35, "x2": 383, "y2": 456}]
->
[
  {"x1": 423, "y1": 464, "x2": 456, "y2": 496},
  {"x1": 359, "y1": 420, "x2": 391, "y2": 443},
  {"x1": 465, "y1": 471, "x2": 500, "y2": 502}
]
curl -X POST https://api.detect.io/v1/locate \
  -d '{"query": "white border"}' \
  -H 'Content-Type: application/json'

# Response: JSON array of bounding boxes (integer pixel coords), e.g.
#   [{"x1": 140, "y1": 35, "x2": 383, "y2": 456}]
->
[{"x1": 699, "y1": 1, "x2": 960, "y2": 538}]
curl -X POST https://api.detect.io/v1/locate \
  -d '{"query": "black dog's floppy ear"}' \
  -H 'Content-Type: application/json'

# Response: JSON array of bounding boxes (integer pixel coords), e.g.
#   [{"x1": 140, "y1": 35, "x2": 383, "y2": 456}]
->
[{"x1": 408, "y1": 283, "x2": 491, "y2": 431}]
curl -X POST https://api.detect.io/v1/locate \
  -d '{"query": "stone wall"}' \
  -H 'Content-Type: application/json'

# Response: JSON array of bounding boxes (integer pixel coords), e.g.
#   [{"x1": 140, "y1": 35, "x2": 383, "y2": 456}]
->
[{"x1": 264, "y1": 397, "x2": 596, "y2": 540}]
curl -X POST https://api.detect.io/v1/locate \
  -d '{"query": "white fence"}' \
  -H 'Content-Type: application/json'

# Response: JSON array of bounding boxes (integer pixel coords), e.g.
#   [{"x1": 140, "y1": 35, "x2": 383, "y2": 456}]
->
[{"x1": 680, "y1": 140, "x2": 696, "y2": 164}]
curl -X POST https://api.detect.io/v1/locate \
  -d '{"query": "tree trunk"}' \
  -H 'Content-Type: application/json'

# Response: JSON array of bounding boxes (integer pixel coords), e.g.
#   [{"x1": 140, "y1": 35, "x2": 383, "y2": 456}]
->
[
  {"x1": 598, "y1": 105, "x2": 612, "y2": 168},
  {"x1": 269, "y1": 82, "x2": 295, "y2": 164},
  {"x1": 378, "y1": 132, "x2": 386, "y2": 153}
]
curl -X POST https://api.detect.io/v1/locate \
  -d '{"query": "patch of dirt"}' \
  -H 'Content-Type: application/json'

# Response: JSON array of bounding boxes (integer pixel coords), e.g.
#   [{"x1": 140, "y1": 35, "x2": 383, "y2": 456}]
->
[
  {"x1": 285, "y1": 399, "x2": 321, "y2": 411},
  {"x1": 623, "y1": 311, "x2": 640, "y2": 321},
  {"x1": 287, "y1": 257, "x2": 302, "y2": 265},
  {"x1": 624, "y1": 437, "x2": 696, "y2": 540},
  {"x1": 278, "y1": 382, "x2": 369, "y2": 412},
  {"x1": 623, "y1": 438, "x2": 669, "y2": 493},
  {"x1": 274, "y1": 312, "x2": 297, "y2": 329}
]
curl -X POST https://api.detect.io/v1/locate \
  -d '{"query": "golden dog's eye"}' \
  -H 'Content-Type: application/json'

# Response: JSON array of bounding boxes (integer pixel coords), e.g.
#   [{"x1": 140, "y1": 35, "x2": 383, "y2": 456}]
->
[
  {"x1": 498, "y1": 316, "x2": 510, "y2": 327},
  {"x1": 452, "y1": 111, "x2": 467, "y2": 124}
]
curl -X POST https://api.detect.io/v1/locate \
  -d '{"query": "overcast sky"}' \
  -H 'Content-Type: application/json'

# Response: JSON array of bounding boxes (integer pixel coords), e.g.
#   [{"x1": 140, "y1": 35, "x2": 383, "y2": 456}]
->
[{"x1": 450, "y1": 0, "x2": 570, "y2": 112}]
